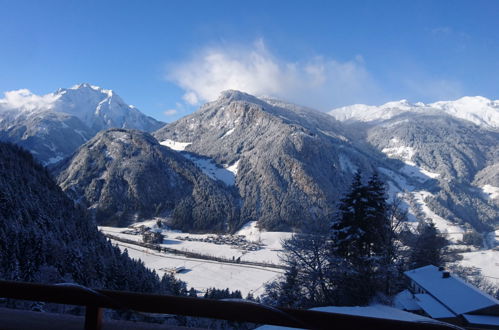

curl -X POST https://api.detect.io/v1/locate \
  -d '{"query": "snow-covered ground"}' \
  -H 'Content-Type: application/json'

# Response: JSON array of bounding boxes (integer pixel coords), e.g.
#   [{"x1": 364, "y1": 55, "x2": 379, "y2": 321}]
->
[
  {"x1": 100, "y1": 221, "x2": 290, "y2": 296},
  {"x1": 481, "y1": 185, "x2": 499, "y2": 201},
  {"x1": 160, "y1": 138, "x2": 239, "y2": 186},
  {"x1": 115, "y1": 241, "x2": 283, "y2": 296},
  {"x1": 412, "y1": 191, "x2": 465, "y2": 243},
  {"x1": 183, "y1": 154, "x2": 238, "y2": 186},
  {"x1": 381, "y1": 143, "x2": 439, "y2": 183},
  {"x1": 459, "y1": 249, "x2": 499, "y2": 285},
  {"x1": 159, "y1": 139, "x2": 191, "y2": 151}
]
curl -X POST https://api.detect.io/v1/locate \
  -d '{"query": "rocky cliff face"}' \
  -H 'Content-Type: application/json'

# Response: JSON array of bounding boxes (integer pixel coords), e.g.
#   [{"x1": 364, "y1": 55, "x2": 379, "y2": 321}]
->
[{"x1": 53, "y1": 128, "x2": 240, "y2": 232}]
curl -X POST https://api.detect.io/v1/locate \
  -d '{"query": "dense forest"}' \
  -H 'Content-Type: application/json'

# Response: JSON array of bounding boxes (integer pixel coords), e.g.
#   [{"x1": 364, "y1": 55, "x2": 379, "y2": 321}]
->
[{"x1": 0, "y1": 142, "x2": 185, "y2": 295}]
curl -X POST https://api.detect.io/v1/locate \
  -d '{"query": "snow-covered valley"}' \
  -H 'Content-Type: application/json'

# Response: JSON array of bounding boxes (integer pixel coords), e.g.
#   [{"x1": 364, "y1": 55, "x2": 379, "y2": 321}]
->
[{"x1": 100, "y1": 221, "x2": 291, "y2": 296}]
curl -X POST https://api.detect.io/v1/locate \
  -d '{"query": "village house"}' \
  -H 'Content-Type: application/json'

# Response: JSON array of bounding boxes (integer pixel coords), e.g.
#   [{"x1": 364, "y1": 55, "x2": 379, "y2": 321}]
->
[{"x1": 395, "y1": 265, "x2": 499, "y2": 329}]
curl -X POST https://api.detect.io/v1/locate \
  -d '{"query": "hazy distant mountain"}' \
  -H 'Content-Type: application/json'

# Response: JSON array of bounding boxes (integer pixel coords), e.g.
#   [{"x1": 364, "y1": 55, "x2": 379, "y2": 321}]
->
[
  {"x1": 154, "y1": 90, "x2": 379, "y2": 231},
  {"x1": 0, "y1": 83, "x2": 164, "y2": 164},
  {"x1": 330, "y1": 97, "x2": 499, "y2": 230},
  {"x1": 53, "y1": 128, "x2": 240, "y2": 232}
]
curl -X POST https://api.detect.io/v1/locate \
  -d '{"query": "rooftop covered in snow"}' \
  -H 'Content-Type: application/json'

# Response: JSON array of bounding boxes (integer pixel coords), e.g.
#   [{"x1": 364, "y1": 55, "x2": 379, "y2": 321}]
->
[{"x1": 405, "y1": 265, "x2": 499, "y2": 316}]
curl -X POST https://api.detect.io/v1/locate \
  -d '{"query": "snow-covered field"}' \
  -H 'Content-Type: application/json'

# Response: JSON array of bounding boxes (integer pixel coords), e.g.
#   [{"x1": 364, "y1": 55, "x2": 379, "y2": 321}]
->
[
  {"x1": 459, "y1": 249, "x2": 499, "y2": 285},
  {"x1": 114, "y1": 240, "x2": 283, "y2": 296},
  {"x1": 100, "y1": 221, "x2": 290, "y2": 296}
]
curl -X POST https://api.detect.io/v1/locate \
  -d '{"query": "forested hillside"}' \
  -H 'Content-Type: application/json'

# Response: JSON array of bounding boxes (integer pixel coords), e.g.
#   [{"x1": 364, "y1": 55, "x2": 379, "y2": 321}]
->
[{"x1": 0, "y1": 142, "x2": 184, "y2": 294}]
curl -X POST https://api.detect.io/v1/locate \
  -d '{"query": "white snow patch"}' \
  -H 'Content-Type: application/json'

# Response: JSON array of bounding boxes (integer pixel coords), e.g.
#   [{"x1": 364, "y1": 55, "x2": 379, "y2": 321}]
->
[
  {"x1": 382, "y1": 145, "x2": 415, "y2": 163},
  {"x1": 377, "y1": 167, "x2": 414, "y2": 192},
  {"x1": 184, "y1": 154, "x2": 237, "y2": 185},
  {"x1": 413, "y1": 191, "x2": 464, "y2": 242},
  {"x1": 381, "y1": 143, "x2": 439, "y2": 182},
  {"x1": 226, "y1": 159, "x2": 240, "y2": 176},
  {"x1": 160, "y1": 139, "x2": 191, "y2": 151},
  {"x1": 399, "y1": 164, "x2": 440, "y2": 183},
  {"x1": 480, "y1": 185, "x2": 499, "y2": 200},
  {"x1": 220, "y1": 127, "x2": 235, "y2": 138},
  {"x1": 236, "y1": 221, "x2": 292, "y2": 264}
]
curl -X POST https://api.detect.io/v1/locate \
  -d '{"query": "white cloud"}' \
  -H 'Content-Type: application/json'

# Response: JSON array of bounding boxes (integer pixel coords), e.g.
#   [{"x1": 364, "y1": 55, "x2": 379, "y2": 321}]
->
[
  {"x1": 163, "y1": 109, "x2": 178, "y2": 116},
  {"x1": 0, "y1": 89, "x2": 58, "y2": 111},
  {"x1": 166, "y1": 40, "x2": 383, "y2": 110}
]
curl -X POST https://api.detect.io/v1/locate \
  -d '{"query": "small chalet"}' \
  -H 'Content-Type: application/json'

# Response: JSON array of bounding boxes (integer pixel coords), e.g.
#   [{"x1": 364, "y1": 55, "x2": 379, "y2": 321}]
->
[{"x1": 395, "y1": 265, "x2": 499, "y2": 329}]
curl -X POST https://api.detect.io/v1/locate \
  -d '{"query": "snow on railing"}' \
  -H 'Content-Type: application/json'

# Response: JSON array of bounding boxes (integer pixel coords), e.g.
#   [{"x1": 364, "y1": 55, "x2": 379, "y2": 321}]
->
[{"x1": 0, "y1": 280, "x2": 463, "y2": 330}]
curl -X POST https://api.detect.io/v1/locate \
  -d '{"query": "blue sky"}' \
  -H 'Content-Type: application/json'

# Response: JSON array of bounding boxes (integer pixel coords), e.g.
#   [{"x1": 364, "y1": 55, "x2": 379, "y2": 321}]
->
[{"x1": 1, "y1": 0, "x2": 498, "y2": 121}]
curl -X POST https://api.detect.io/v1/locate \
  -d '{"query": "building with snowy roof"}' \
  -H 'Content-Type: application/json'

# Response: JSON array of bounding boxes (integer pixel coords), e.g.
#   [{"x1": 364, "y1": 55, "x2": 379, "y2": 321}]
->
[{"x1": 395, "y1": 265, "x2": 499, "y2": 329}]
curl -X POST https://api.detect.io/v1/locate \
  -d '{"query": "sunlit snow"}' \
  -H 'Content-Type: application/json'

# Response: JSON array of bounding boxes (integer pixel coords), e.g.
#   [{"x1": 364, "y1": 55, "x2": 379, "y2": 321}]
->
[
  {"x1": 481, "y1": 185, "x2": 499, "y2": 200},
  {"x1": 160, "y1": 139, "x2": 192, "y2": 151},
  {"x1": 99, "y1": 221, "x2": 291, "y2": 296},
  {"x1": 183, "y1": 154, "x2": 238, "y2": 186}
]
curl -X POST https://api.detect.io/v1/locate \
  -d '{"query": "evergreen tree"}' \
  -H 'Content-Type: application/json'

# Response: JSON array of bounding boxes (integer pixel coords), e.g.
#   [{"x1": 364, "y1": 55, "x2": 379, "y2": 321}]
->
[
  {"x1": 329, "y1": 171, "x2": 400, "y2": 304},
  {"x1": 262, "y1": 260, "x2": 304, "y2": 307},
  {"x1": 409, "y1": 220, "x2": 448, "y2": 268}
]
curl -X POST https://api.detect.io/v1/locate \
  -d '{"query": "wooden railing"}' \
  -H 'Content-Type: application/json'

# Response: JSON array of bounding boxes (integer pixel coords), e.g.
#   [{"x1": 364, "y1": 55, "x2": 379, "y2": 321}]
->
[{"x1": 0, "y1": 280, "x2": 462, "y2": 330}]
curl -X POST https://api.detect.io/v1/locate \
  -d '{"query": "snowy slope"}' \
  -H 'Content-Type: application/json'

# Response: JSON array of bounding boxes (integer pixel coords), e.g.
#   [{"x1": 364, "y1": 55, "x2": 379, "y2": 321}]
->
[{"x1": 330, "y1": 96, "x2": 499, "y2": 129}]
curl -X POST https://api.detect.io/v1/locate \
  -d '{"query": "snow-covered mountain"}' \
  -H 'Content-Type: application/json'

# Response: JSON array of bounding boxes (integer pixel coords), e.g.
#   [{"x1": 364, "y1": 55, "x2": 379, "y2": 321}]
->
[
  {"x1": 0, "y1": 83, "x2": 164, "y2": 164},
  {"x1": 330, "y1": 97, "x2": 499, "y2": 231},
  {"x1": 53, "y1": 128, "x2": 240, "y2": 232},
  {"x1": 153, "y1": 91, "x2": 498, "y2": 232},
  {"x1": 154, "y1": 90, "x2": 383, "y2": 231},
  {"x1": 330, "y1": 96, "x2": 499, "y2": 130}
]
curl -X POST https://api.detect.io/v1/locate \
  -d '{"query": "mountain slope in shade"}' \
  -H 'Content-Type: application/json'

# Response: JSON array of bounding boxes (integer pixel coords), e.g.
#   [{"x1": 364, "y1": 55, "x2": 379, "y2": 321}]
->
[
  {"x1": 53, "y1": 128, "x2": 240, "y2": 232},
  {"x1": 0, "y1": 84, "x2": 164, "y2": 164},
  {"x1": 154, "y1": 90, "x2": 379, "y2": 231},
  {"x1": 0, "y1": 141, "x2": 174, "y2": 293}
]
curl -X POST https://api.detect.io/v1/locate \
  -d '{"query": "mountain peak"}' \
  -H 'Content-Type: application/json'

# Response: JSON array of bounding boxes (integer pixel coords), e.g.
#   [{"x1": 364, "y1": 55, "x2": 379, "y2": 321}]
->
[
  {"x1": 217, "y1": 90, "x2": 262, "y2": 104},
  {"x1": 64, "y1": 83, "x2": 114, "y2": 97}
]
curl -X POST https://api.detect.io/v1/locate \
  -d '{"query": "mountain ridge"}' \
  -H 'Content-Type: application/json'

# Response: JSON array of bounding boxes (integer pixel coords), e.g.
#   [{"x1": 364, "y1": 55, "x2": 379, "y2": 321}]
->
[
  {"x1": 0, "y1": 83, "x2": 164, "y2": 164},
  {"x1": 329, "y1": 96, "x2": 499, "y2": 130}
]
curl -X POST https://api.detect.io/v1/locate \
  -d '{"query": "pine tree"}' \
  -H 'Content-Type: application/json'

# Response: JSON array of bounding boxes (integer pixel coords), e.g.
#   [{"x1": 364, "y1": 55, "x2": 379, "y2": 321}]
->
[
  {"x1": 329, "y1": 171, "x2": 399, "y2": 304},
  {"x1": 409, "y1": 220, "x2": 448, "y2": 268}
]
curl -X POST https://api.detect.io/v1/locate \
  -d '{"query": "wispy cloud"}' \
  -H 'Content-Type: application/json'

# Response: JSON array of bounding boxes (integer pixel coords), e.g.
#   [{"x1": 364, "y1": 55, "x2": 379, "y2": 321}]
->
[
  {"x1": 0, "y1": 89, "x2": 58, "y2": 111},
  {"x1": 163, "y1": 109, "x2": 178, "y2": 116},
  {"x1": 166, "y1": 39, "x2": 383, "y2": 110}
]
